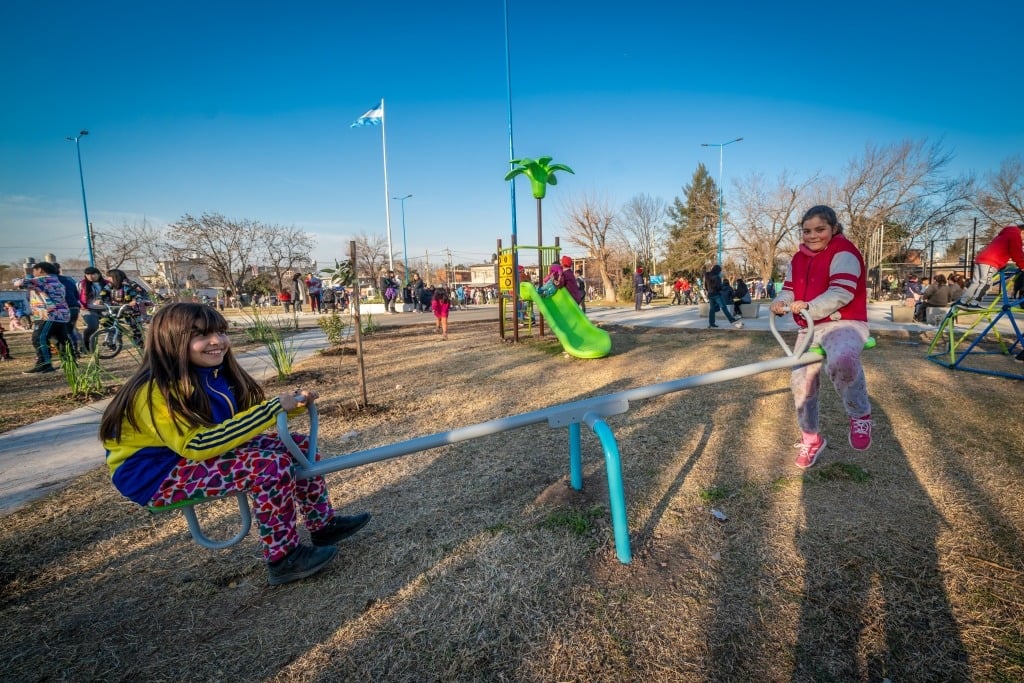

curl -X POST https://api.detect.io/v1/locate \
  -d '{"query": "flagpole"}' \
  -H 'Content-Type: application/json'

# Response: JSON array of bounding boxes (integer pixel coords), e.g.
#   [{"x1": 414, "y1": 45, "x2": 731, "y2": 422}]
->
[
  {"x1": 380, "y1": 98, "x2": 394, "y2": 271},
  {"x1": 504, "y1": 0, "x2": 520, "y2": 343}
]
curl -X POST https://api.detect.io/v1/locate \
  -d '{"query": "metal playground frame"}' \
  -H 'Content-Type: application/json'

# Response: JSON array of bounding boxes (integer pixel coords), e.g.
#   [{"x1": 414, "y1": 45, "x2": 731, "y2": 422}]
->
[{"x1": 926, "y1": 269, "x2": 1024, "y2": 381}]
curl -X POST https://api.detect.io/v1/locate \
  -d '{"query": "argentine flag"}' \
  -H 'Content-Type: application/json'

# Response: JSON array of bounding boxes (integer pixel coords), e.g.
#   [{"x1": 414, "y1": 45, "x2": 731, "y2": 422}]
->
[{"x1": 351, "y1": 101, "x2": 383, "y2": 127}]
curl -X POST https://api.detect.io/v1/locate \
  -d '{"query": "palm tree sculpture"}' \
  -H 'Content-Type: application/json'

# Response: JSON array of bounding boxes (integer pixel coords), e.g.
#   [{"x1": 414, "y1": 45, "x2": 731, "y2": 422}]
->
[{"x1": 504, "y1": 156, "x2": 575, "y2": 263}]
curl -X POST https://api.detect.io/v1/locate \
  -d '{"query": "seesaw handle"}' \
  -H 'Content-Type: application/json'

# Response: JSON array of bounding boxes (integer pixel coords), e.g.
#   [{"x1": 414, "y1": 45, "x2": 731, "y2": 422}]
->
[
  {"x1": 769, "y1": 308, "x2": 815, "y2": 357},
  {"x1": 277, "y1": 402, "x2": 319, "y2": 471}
]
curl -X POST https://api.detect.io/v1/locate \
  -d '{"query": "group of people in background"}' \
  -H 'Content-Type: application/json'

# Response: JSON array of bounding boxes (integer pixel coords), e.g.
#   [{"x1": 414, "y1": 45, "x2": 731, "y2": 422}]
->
[
  {"x1": 276, "y1": 272, "x2": 353, "y2": 315},
  {"x1": 7, "y1": 263, "x2": 148, "y2": 374}
]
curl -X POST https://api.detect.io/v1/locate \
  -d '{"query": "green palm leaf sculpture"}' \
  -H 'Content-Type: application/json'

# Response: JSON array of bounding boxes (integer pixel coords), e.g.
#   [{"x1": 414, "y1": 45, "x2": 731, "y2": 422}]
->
[
  {"x1": 505, "y1": 156, "x2": 574, "y2": 335},
  {"x1": 504, "y1": 156, "x2": 575, "y2": 199}
]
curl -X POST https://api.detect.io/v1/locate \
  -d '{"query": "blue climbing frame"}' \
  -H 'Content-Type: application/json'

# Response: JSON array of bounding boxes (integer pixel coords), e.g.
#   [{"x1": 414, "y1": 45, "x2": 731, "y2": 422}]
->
[
  {"x1": 176, "y1": 314, "x2": 824, "y2": 564},
  {"x1": 926, "y1": 269, "x2": 1024, "y2": 380}
]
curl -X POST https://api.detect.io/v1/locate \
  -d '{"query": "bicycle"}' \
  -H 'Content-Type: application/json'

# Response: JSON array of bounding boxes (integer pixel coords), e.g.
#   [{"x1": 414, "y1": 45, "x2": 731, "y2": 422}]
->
[{"x1": 87, "y1": 303, "x2": 146, "y2": 359}]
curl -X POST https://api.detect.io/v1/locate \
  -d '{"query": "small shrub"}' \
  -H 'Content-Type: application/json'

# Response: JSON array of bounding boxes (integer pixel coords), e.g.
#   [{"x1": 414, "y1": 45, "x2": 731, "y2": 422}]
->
[
  {"x1": 616, "y1": 279, "x2": 636, "y2": 303},
  {"x1": 242, "y1": 306, "x2": 276, "y2": 343},
  {"x1": 317, "y1": 312, "x2": 350, "y2": 345},
  {"x1": 59, "y1": 345, "x2": 105, "y2": 397},
  {"x1": 361, "y1": 312, "x2": 380, "y2": 336},
  {"x1": 264, "y1": 327, "x2": 297, "y2": 380}
]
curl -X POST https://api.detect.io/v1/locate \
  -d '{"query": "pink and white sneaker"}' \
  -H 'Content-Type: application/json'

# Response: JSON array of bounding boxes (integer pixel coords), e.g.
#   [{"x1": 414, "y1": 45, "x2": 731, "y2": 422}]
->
[
  {"x1": 849, "y1": 416, "x2": 872, "y2": 450},
  {"x1": 794, "y1": 436, "x2": 827, "y2": 469}
]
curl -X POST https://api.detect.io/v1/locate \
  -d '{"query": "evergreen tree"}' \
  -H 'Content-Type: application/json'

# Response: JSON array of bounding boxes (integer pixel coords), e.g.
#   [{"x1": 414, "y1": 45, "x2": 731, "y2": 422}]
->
[{"x1": 664, "y1": 163, "x2": 720, "y2": 275}]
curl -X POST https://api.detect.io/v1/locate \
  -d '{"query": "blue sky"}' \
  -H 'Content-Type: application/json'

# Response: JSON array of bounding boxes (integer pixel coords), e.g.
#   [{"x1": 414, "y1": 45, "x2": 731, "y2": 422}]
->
[{"x1": 2, "y1": 0, "x2": 1021, "y2": 270}]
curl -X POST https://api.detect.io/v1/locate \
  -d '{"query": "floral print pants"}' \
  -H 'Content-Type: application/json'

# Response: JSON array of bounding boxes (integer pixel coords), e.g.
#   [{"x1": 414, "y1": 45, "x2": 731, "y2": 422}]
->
[
  {"x1": 149, "y1": 432, "x2": 334, "y2": 563},
  {"x1": 791, "y1": 321, "x2": 871, "y2": 434}
]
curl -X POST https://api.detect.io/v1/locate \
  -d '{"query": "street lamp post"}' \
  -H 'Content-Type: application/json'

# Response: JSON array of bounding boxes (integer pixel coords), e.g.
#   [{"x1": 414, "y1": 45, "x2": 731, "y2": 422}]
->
[
  {"x1": 392, "y1": 194, "x2": 412, "y2": 284},
  {"x1": 701, "y1": 136, "x2": 743, "y2": 265},
  {"x1": 66, "y1": 130, "x2": 95, "y2": 267}
]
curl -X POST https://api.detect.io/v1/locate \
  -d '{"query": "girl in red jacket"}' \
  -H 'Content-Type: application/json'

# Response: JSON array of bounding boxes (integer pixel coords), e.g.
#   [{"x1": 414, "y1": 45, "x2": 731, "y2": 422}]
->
[{"x1": 769, "y1": 205, "x2": 872, "y2": 468}]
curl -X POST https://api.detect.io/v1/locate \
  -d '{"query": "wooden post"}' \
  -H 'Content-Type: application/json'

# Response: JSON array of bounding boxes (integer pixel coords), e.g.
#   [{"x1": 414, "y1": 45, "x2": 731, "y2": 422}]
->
[{"x1": 350, "y1": 241, "x2": 368, "y2": 407}]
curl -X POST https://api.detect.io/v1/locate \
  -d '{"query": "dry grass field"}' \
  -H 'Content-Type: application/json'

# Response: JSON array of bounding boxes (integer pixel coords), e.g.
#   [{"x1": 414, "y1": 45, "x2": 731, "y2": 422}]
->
[{"x1": 1, "y1": 316, "x2": 1022, "y2": 681}]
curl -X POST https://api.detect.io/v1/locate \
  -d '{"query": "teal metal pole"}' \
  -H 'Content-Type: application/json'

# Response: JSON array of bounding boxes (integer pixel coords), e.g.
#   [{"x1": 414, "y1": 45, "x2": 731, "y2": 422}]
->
[
  {"x1": 68, "y1": 130, "x2": 95, "y2": 267},
  {"x1": 568, "y1": 421, "x2": 582, "y2": 490},
  {"x1": 587, "y1": 416, "x2": 631, "y2": 564}
]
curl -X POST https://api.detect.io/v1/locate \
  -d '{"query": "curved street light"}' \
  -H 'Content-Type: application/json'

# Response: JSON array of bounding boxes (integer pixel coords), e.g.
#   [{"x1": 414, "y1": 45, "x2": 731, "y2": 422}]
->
[
  {"x1": 701, "y1": 136, "x2": 743, "y2": 265},
  {"x1": 65, "y1": 130, "x2": 95, "y2": 267},
  {"x1": 392, "y1": 194, "x2": 412, "y2": 284}
]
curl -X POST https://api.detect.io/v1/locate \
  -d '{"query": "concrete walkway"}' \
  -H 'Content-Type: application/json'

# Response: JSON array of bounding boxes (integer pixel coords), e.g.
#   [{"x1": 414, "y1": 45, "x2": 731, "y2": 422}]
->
[{"x1": 1, "y1": 301, "x2": 1018, "y2": 515}]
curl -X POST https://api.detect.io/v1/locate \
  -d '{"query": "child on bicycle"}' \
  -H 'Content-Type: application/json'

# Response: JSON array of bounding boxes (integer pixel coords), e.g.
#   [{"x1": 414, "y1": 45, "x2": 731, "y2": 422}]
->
[{"x1": 99, "y1": 303, "x2": 371, "y2": 586}]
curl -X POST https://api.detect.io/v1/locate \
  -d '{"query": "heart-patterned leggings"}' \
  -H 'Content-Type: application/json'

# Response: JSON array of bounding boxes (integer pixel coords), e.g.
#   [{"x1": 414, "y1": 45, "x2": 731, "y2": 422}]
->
[{"x1": 149, "y1": 432, "x2": 334, "y2": 563}]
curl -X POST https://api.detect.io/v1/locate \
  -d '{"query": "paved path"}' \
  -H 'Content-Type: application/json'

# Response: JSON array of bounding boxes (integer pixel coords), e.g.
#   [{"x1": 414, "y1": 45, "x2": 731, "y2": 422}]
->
[{"x1": 1, "y1": 301, "x2": 1017, "y2": 515}]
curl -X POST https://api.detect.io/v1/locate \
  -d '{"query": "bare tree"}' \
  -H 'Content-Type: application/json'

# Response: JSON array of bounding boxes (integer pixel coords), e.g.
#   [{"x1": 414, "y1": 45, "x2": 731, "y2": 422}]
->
[
  {"x1": 618, "y1": 194, "x2": 667, "y2": 273},
  {"x1": 353, "y1": 232, "x2": 390, "y2": 283},
  {"x1": 732, "y1": 170, "x2": 819, "y2": 281},
  {"x1": 262, "y1": 223, "x2": 316, "y2": 293},
  {"x1": 975, "y1": 154, "x2": 1024, "y2": 232},
  {"x1": 167, "y1": 212, "x2": 262, "y2": 293},
  {"x1": 559, "y1": 193, "x2": 619, "y2": 301},
  {"x1": 833, "y1": 139, "x2": 973, "y2": 255},
  {"x1": 92, "y1": 219, "x2": 149, "y2": 273}
]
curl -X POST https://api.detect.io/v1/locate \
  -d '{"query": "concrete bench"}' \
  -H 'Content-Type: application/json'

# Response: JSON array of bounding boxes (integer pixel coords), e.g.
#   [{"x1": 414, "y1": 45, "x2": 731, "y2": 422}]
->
[
  {"x1": 738, "y1": 303, "x2": 761, "y2": 318},
  {"x1": 891, "y1": 305, "x2": 915, "y2": 323},
  {"x1": 926, "y1": 306, "x2": 951, "y2": 325}
]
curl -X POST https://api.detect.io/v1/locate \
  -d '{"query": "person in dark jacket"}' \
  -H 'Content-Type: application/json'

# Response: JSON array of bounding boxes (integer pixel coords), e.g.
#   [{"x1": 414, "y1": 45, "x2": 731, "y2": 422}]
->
[
  {"x1": 732, "y1": 277, "x2": 751, "y2": 318},
  {"x1": 633, "y1": 268, "x2": 645, "y2": 311},
  {"x1": 380, "y1": 270, "x2": 399, "y2": 313},
  {"x1": 704, "y1": 265, "x2": 743, "y2": 329}
]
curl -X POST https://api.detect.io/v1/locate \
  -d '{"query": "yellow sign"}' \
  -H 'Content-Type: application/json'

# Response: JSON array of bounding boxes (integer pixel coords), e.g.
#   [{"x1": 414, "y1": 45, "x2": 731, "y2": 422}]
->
[{"x1": 498, "y1": 253, "x2": 514, "y2": 292}]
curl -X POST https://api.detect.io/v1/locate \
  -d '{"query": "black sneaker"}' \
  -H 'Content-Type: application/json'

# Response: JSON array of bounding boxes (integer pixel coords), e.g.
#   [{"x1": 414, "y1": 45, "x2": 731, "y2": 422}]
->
[
  {"x1": 1015, "y1": 350, "x2": 1024, "y2": 363},
  {"x1": 267, "y1": 543, "x2": 338, "y2": 586},
  {"x1": 310, "y1": 512, "x2": 371, "y2": 546},
  {"x1": 23, "y1": 364, "x2": 55, "y2": 374}
]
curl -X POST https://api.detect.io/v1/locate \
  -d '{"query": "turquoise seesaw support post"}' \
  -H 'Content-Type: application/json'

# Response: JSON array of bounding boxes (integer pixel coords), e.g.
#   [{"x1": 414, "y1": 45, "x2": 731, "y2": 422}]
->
[{"x1": 171, "y1": 312, "x2": 822, "y2": 565}]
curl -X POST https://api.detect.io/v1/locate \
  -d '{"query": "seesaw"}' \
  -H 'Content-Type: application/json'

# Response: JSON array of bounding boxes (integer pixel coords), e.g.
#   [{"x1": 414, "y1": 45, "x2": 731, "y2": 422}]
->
[{"x1": 160, "y1": 311, "x2": 856, "y2": 565}]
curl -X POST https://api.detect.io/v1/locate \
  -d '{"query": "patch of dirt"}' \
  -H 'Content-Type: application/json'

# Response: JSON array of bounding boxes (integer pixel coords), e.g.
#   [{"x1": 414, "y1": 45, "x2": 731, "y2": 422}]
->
[{"x1": 319, "y1": 345, "x2": 358, "y2": 356}]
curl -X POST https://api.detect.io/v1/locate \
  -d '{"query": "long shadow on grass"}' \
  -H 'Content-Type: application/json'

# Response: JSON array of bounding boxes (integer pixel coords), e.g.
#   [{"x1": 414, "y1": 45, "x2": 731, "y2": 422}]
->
[
  {"x1": 679, "y1": 343, "x2": 973, "y2": 681},
  {"x1": 787, "y1": 404, "x2": 968, "y2": 681}
]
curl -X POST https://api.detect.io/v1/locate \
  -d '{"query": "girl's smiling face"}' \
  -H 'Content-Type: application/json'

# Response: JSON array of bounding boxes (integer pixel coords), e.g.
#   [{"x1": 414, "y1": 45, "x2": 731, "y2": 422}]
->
[
  {"x1": 189, "y1": 330, "x2": 230, "y2": 368},
  {"x1": 801, "y1": 216, "x2": 836, "y2": 252}
]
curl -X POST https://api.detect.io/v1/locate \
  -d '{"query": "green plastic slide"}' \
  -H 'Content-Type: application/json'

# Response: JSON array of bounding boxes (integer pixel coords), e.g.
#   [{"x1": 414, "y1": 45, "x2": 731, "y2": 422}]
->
[{"x1": 519, "y1": 282, "x2": 611, "y2": 359}]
